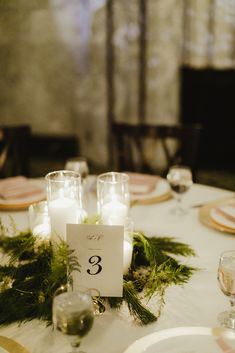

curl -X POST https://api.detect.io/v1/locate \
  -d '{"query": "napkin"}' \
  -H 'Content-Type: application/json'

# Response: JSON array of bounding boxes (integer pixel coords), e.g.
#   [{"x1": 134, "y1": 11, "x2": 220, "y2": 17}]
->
[
  {"x1": 127, "y1": 172, "x2": 160, "y2": 195},
  {"x1": 0, "y1": 176, "x2": 44, "y2": 200}
]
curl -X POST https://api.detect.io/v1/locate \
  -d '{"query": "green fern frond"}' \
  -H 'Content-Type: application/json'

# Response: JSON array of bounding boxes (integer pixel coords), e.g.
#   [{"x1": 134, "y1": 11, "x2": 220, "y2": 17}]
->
[
  {"x1": 123, "y1": 281, "x2": 157, "y2": 325},
  {"x1": 0, "y1": 222, "x2": 196, "y2": 326}
]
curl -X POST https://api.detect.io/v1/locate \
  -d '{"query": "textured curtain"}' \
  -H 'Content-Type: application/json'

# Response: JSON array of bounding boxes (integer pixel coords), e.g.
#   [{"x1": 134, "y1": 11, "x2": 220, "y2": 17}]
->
[
  {"x1": 182, "y1": 0, "x2": 235, "y2": 68},
  {"x1": 46, "y1": 0, "x2": 235, "y2": 168},
  {"x1": 112, "y1": 0, "x2": 183, "y2": 125},
  {"x1": 70, "y1": 0, "x2": 184, "y2": 167},
  {"x1": 1, "y1": 0, "x2": 235, "y2": 169}
]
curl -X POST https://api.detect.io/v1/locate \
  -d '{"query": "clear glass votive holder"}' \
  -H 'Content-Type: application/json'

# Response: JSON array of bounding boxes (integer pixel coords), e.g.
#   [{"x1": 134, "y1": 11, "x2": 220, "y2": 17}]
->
[
  {"x1": 28, "y1": 200, "x2": 51, "y2": 239},
  {"x1": 65, "y1": 156, "x2": 90, "y2": 212},
  {"x1": 97, "y1": 172, "x2": 130, "y2": 225},
  {"x1": 45, "y1": 170, "x2": 86, "y2": 243}
]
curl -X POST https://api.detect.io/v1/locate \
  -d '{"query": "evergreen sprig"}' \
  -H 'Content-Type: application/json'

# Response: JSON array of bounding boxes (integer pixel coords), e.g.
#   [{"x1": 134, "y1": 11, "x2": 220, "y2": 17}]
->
[
  {"x1": 0, "y1": 223, "x2": 197, "y2": 326},
  {"x1": 103, "y1": 232, "x2": 196, "y2": 325},
  {"x1": 130, "y1": 232, "x2": 196, "y2": 303},
  {"x1": 0, "y1": 223, "x2": 80, "y2": 325},
  {"x1": 123, "y1": 281, "x2": 157, "y2": 325}
]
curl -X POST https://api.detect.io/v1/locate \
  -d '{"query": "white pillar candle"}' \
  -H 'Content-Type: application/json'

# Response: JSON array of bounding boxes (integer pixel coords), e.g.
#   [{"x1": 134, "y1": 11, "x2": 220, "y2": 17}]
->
[
  {"x1": 101, "y1": 199, "x2": 128, "y2": 225},
  {"x1": 48, "y1": 197, "x2": 79, "y2": 242},
  {"x1": 123, "y1": 239, "x2": 133, "y2": 274}
]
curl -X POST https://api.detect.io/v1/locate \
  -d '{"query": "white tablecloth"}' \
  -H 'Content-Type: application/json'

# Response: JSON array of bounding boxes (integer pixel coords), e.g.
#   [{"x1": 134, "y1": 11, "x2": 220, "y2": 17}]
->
[{"x1": 0, "y1": 183, "x2": 234, "y2": 353}]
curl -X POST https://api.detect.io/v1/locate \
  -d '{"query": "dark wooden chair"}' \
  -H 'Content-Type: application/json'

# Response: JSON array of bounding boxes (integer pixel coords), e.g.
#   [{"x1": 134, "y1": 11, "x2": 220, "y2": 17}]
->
[
  {"x1": 111, "y1": 123, "x2": 203, "y2": 180},
  {"x1": 29, "y1": 133, "x2": 80, "y2": 177},
  {"x1": 0, "y1": 125, "x2": 31, "y2": 177}
]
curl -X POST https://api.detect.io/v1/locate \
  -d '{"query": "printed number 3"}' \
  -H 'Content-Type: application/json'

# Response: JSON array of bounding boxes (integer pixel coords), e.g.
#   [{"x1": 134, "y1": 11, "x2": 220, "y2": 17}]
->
[{"x1": 87, "y1": 255, "x2": 102, "y2": 275}]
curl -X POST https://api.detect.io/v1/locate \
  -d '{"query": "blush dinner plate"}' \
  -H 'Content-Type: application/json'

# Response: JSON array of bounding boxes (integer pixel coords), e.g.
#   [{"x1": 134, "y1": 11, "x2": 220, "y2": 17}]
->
[
  {"x1": 199, "y1": 197, "x2": 235, "y2": 235},
  {"x1": 210, "y1": 205, "x2": 235, "y2": 230},
  {"x1": 0, "y1": 177, "x2": 46, "y2": 210},
  {"x1": 128, "y1": 173, "x2": 171, "y2": 205}
]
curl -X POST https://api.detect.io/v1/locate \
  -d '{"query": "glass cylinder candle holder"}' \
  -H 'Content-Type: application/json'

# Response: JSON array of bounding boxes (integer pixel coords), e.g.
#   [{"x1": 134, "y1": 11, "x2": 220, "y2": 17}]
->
[
  {"x1": 65, "y1": 157, "x2": 90, "y2": 212},
  {"x1": 28, "y1": 200, "x2": 51, "y2": 239},
  {"x1": 97, "y1": 172, "x2": 130, "y2": 226},
  {"x1": 45, "y1": 170, "x2": 86, "y2": 243}
]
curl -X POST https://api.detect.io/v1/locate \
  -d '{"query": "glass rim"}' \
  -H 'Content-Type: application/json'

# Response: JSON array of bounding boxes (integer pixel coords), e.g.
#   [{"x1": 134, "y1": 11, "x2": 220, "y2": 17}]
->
[
  {"x1": 220, "y1": 250, "x2": 235, "y2": 258},
  {"x1": 66, "y1": 157, "x2": 88, "y2": 163},
  {"x1": 28, "y1": 200, "x2": 48, "y2": 212},
  {"x1": 97, "y1": 171, "x2": 129, "y2": 184},
  {"x1": 53, "y1": 289, "x2": 93, "y2": 305},
  {"x1": 168, "y1": 165, "x2": 192, "y2": 171},
  {"x1": 45, "y1": 170, "x2": 81, "y2": 182}
]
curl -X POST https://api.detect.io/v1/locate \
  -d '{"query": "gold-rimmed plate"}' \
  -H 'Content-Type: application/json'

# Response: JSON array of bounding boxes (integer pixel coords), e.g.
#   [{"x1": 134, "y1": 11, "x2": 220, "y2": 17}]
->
[
  {"x1": 0, "y1": 336, "x2": 30, "y2": 353},
  {"x1": 199, "y1": 197, "x2": 235, "y2": 234},
  {"x1": 0, "y1": 179, "x2": 46, "y2": 211},
  {"x1": 128, "y1": 173, "x2": 172, "y2": 206}
]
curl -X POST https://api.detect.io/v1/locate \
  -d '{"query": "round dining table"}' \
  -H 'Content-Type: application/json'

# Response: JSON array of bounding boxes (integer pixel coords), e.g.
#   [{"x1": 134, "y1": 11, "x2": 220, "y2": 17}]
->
[{"x1": 0, "y1": 180, "x2": 234, "y2": 353}]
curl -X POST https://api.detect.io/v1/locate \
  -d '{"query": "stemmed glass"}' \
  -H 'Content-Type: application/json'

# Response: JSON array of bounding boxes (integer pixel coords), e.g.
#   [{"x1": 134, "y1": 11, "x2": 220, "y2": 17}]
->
[
  {"x1": 217, "y1": 250, "x2": 235, "y2": 329},
  {"x1": 166, "y1": 165, "x2": 193, "y2": 215},
  {"x1": 65, "y1": 157, "x2": 89, "y2": 184},
  {"x1": 53, "y1": 288, "x2": 95, "y2": 353}
]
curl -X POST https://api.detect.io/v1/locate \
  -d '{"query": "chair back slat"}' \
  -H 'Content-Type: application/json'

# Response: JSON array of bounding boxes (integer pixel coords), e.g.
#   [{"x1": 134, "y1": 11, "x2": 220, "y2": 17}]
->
[
  {"x1": 112, "y1": 123, "x2": 203, "y2": 180},
  {"x1": 0, "y1": 125, "x2": 31, "y2": 177}
]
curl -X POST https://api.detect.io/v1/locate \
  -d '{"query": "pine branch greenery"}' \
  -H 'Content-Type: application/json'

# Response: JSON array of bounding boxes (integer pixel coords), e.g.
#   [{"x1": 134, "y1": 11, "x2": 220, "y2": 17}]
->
[
  {"x1": 0, "y1": 221, "x2": 197, "y2": 326},
  {"x1": 123, "y1": 281, "x2": 157, "y2": 325},
  {"x1": 106, "y1": 232, "x2": 197, "y2": 324},
  {"x1": 0, "y1": 221, "x2": 80, "y2": 325}
]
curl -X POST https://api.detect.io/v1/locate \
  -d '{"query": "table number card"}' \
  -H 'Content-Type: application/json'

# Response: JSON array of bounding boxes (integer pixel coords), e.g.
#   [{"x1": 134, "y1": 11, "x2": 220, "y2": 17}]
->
[{"x1": 67, "y1": 224, "x2": 124, "y2": 297}]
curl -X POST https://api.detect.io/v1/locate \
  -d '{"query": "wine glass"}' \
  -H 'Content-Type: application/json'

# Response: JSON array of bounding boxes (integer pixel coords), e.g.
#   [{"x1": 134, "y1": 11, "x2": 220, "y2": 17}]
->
[
  {"x1": 65, "y1": 157, "x2": 89, "y2": 184},
  {"x1": 217, "y1": 250, "x2": 235, "y2": 329},
  {"x1": 53, "y1": 288, "x2": 95, "y2": 353},
  {"x1": 166, "y1": 165, "x2": 193, "y2": 215}
]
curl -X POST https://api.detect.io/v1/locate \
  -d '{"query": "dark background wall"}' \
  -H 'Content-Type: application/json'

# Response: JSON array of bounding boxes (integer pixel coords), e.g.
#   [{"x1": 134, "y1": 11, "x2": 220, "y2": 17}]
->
[{"x1": 180, "y1": 67, "x2": 235, "y2": 172}]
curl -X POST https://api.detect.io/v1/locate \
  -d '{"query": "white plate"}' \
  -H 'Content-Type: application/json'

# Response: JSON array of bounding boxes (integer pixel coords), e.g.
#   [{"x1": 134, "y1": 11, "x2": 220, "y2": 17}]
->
[
  {"x1": 210, "y1": 206, "x2": 235, "y2": 230},
  {"x1": 123, "y1": 326, "x2": 235, "y2": 353},
  {"x1": 87, "y1": 174, "x2": 171, "y2": 205},
  {"x1": 131, "y1": 179, "x2": 170, "y2": 200},
  {"x1": 128, "y1": 173, "x2": 171, "y2": 204},
  {"x1": 0, "y1": 179, "x2": 46, "y2": 210}
]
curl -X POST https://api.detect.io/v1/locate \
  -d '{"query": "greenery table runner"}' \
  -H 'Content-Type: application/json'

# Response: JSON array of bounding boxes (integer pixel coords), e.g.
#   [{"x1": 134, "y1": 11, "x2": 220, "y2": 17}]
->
[{"x1": 0, "y1": 220, "x2": 196, "y2": 326}]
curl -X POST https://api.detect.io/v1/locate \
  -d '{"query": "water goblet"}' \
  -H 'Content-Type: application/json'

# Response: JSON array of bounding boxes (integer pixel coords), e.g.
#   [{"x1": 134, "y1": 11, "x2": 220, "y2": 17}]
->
[
  {"x1": 166, "y1": 165, "x2": 193, "y2": 215},
  {"x1": 65, "y1": 157, "x2": 89, "y2": 184},
  {"x1": 53, "y1": 289, "x2": 95, "y2": 353},
  {"x1": 217, "y1": 250, "x2": 235, "y2": 329}
]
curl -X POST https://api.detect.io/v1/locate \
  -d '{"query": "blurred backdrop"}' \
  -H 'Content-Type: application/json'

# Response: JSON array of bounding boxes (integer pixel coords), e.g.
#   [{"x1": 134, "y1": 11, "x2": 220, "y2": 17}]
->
[{"x1": 0, "y1": 0, "x2": 235, "y2": 189}]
